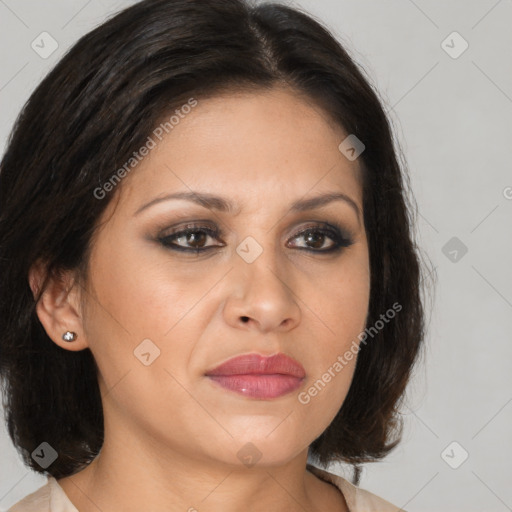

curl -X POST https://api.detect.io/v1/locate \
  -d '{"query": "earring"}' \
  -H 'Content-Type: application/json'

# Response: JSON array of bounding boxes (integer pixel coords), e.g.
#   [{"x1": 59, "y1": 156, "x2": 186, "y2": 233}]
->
[{"x1": 62, "y1": 331, "x2": 77, "y2": 342}]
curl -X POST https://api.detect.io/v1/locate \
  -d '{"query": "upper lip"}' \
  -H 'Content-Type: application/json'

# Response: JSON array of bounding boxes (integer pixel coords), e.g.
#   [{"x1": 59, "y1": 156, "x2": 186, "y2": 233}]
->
[{"x1": 205, "y1": 353, "x2": 306, "y2": 378}]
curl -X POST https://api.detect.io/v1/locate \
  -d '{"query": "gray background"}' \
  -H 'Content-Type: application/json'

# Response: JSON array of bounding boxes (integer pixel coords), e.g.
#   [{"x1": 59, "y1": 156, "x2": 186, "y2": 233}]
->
[{"x1": 1, "y1": 0, "x2": 511, "y2": 510}]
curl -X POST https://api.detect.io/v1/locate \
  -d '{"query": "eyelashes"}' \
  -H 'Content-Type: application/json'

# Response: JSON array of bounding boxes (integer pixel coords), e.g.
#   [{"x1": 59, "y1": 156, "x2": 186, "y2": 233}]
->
[
  {"x1": 159, "y1": 224, "x2": 222, "y2": 253},
  {"x1": 157, "y1": 221, "x2": 355, "y2": 254}
]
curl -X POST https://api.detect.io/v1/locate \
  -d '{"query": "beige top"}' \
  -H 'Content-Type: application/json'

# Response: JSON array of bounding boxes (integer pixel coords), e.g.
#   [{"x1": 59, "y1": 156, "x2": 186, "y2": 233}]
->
[{"x1": 7, "y1": 464, "x2": 406, "y2": 511}]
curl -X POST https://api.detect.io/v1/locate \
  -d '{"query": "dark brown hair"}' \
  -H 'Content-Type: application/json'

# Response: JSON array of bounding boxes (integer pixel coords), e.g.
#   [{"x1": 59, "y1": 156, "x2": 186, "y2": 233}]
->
[{"x1": 0, "y1": 0, "x2": 432, "y2": 485}]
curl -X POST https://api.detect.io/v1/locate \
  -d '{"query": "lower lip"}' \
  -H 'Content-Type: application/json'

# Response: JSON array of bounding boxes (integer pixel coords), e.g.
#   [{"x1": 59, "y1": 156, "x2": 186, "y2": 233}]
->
[{"x1": 207, "y1": 374, "x2": 304, "y2": 399}]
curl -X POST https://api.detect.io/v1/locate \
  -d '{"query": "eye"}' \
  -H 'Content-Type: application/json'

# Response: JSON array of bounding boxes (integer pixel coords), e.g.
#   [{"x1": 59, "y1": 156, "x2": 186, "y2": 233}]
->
[
  {"x1": 157, "y1": 221, "x2": 354, "y2": 254},
  {"x1": 158, "y1": 223, "x2": 223, "y2": 253},
  {"x1": 287, "y1": 222, "x2": 354, "y2": 253}
]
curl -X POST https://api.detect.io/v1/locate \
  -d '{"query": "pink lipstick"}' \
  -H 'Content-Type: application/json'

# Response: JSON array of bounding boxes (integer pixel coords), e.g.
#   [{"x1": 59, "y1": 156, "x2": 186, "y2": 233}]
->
[{"x1": 205, "y1": 353, "x2": 305, "y2": 399}]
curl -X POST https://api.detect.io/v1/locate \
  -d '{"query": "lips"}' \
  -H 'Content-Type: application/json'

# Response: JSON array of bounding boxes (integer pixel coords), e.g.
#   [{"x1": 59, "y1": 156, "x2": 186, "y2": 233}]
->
[
  {"x1": 205, "y1": 353, "x2": 306, "y2": 399},
  {"x1": 205, "y1": 352, "x2": 306, "y2": 378}
]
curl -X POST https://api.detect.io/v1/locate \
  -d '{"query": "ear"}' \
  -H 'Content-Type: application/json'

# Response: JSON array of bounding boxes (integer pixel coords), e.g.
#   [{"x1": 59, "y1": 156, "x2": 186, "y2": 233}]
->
[{"x1": 28, "y1": 259, "x2": 89, "y2": 352}]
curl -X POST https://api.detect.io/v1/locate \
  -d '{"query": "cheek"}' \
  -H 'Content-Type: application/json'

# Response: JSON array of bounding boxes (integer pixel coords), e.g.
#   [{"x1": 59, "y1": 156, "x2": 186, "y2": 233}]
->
[
  {"x1": 310, "y1": 250, "x2": 370, "y2": 344},
  {"x1": 87, "y1": 237, "x2": 200, "y2": 338},
  {"x1": 295, "y1": 253, "x2": 369, "y2": 415},
  {"x1": 82, "y1": 238, "x2": 219, "y2": 386}
]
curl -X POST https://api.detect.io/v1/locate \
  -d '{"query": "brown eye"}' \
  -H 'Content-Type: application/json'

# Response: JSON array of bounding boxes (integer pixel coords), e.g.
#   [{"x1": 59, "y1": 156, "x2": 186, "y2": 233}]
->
[
  {"x1": 159, "y1": 224, "x2": 224, "y2": 252},
  {"x1": 157, "y1": 221, "x2": 354, "y2": 254},
  {"x1": 176, "y1": 230, "x2": 209, "y2": 248},
  {"x1": 288, "y1": 223, "x2": 354, "y2": 253}
]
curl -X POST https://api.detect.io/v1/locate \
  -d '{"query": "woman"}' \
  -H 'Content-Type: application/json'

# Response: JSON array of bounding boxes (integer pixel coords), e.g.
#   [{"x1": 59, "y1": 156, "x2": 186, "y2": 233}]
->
[{"x1": 0, "y1": 0, "x2": 430, "y2": 510}]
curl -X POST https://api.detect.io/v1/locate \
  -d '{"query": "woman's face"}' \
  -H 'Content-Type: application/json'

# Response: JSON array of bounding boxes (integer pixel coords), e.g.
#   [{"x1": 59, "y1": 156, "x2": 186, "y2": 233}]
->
[{"x1": 77, "y1": 87, "x2": 370, "y2": 468}]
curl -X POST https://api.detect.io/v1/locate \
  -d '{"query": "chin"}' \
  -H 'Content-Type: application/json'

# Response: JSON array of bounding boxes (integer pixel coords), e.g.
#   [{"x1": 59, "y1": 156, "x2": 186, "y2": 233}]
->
[{"x1": 216, "y1": 429, "x2": 308, "y2": 469}]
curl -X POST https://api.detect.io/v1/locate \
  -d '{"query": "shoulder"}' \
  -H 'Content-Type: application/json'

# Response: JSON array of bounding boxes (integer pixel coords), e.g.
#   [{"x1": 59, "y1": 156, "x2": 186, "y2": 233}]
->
[
  {"x1": 6, "y1": 478, "x2": 51, "y2": 512},
  {"x1": 9, "y1": 469, "x2": 404, "y2": 512},
  {"x1": 7, "y1": 477, "x2": 78, "y2": 512},
  {"x1": 307, "y1": 464, "x2": 406, "y2": 512}
]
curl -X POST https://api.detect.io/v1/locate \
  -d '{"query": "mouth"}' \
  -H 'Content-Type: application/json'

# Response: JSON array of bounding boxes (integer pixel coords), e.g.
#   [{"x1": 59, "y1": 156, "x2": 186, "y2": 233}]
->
[{"x1": 205, "y1": 352, "x2": 306, "y2": 400}]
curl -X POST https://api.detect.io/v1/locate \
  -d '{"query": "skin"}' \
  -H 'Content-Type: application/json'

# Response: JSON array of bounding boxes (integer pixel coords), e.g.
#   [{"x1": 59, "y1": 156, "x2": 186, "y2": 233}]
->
[{"x1": 30, "y1": 86, "x2": 370, "y2": 512}]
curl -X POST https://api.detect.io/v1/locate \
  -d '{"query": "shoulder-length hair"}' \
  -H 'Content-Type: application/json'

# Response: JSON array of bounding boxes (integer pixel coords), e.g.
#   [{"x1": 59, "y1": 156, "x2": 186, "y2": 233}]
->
[{"x1": 0, "y1": 0, "x2": 431, "y2": 484}]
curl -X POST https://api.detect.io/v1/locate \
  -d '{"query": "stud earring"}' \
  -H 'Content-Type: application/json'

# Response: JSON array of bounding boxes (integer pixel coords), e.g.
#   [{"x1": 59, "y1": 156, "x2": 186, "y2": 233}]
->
[{"x1": 62, "y1": 331, "x2": 77, "y2": 342}]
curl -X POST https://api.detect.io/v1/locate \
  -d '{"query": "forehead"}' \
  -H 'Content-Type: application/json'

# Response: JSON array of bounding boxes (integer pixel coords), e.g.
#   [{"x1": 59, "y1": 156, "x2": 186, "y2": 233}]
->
[{"x1": 109, "y1": 87, "x2": 363, "y2": 217}]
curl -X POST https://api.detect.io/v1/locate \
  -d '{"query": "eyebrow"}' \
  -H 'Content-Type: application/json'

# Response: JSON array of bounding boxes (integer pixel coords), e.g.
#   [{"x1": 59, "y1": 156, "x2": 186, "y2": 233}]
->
[{"x1": 134, "y1": 190, "x2": 361, "y2": 223}]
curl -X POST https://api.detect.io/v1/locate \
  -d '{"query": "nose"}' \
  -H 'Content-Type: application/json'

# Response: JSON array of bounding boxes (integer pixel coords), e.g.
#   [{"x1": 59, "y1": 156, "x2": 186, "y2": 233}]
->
[{"x1": 223, "y1": 244, "x2": 301, "y2": 333}]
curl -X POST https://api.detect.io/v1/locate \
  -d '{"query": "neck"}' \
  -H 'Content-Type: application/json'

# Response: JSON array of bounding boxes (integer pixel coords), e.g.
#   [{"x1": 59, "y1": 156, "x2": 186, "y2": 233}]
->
[{"x1": 56, "y1": 412, "x2": 347, "y2": 512}]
